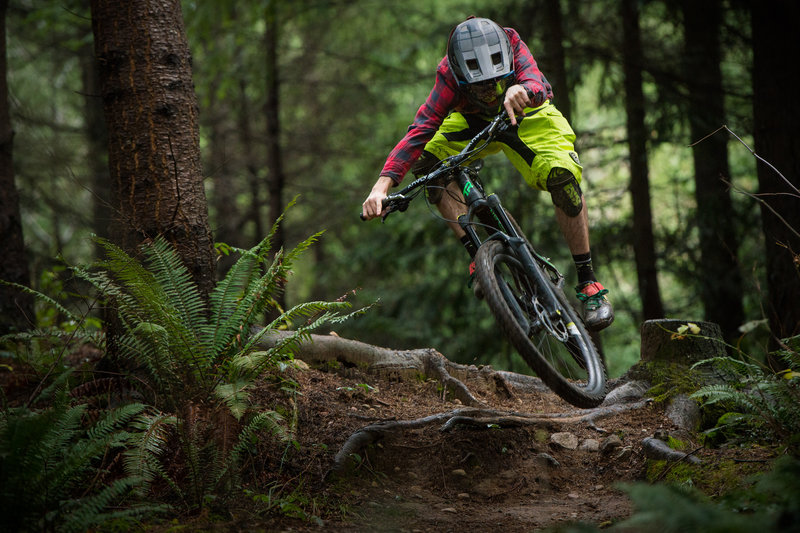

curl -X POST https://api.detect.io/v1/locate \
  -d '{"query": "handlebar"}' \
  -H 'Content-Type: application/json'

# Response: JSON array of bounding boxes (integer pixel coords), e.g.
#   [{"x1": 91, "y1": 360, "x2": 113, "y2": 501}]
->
[{"x1": 361, "y1": 109, "x2": 514, "y2": 222}]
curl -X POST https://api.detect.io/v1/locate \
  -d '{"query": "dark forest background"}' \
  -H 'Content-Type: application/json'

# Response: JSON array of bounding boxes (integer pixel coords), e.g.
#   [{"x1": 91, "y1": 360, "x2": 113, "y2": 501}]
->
[{"x1": 2, "y1": 0, "x2": 799, "y2": 378}]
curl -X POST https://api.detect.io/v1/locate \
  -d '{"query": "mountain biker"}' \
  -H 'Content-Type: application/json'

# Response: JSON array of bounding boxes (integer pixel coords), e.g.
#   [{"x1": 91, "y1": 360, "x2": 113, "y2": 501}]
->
[{"x1": 361, "y1": 16, "x2": 613, "y2": 331}]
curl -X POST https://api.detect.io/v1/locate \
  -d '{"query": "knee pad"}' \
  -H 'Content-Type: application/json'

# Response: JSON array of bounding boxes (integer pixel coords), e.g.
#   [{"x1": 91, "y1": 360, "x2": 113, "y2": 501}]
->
[{"x1": 546, "y1": 168, "x2": 583, "y2": 217}]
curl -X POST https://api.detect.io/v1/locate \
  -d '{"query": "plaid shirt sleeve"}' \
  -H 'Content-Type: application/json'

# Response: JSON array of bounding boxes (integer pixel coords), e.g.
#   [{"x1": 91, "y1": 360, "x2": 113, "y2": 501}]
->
[
  {"x1": 380, "y1": 57, "x2": 460, "y2": 184},
  {"x1": 380, "y1": 28, "x2": 553, "y2": 184}
]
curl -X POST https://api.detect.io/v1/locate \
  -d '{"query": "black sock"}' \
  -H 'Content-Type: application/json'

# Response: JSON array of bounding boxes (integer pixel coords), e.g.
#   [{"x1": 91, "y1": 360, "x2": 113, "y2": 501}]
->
[
  {"x1": 461, "y1": 235, "x2": 478, "y2": 258},
  {"x1": 573, "y1": 252, "x2": 596, "y2": 286}
]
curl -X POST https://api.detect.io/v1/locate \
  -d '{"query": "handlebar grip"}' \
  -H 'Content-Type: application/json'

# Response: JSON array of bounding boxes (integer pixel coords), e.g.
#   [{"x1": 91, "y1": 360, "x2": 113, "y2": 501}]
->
[{"x1": 360, "y1": 196, "x2": 390, "y2": 221}]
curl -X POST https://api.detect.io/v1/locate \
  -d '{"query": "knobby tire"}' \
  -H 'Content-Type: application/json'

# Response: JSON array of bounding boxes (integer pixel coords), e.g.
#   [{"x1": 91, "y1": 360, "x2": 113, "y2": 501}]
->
[{"x1": 475, "y1": 240, "x2": 607, "y2": 408}]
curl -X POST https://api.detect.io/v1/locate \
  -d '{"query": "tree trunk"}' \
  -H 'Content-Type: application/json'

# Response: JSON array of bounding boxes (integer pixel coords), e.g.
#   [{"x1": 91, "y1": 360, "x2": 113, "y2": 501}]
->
[
  {"x1": 620, "y1": 0, "x2": 664, "y2": 320},
  {"x1": 0, "y1": 0, "x2": 33, "y2": 333},
  {"x1": 264, "y1": 3, "x2": 286, "y2": 313},
  {"x1": 206, "y1": 72, "x2": 242, "y2": 276},
  {"x1": 751, "y1": 0, "x2": 800, "y2": 344},
  {"x1": 682, "y1": 0, "x2": 744, "y2": 345},
  {"x1": 540, "y1": 0, "x2": 572, "y2": 122},
  {"x1": 90, "y1": 0, "x2": 215, "y2": 301},
  {"x1": 640, "y1": 319, "x2": 726, "y2": 365},
  {"x1": 238, "y1": 78, "x2": 265, "y2": 242}
]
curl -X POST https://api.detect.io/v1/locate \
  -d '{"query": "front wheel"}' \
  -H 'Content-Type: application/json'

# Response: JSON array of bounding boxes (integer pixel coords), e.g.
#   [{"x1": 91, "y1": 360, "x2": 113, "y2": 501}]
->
[{"x1": 475, "y1": 240, "x2": 607, "y2": 408}]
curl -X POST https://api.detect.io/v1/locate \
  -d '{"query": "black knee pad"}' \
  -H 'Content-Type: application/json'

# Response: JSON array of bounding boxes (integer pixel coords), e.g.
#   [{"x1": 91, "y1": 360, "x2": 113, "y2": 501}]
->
[{"x1": 546, "y1": 168, "x2": 583, "y2": 217}]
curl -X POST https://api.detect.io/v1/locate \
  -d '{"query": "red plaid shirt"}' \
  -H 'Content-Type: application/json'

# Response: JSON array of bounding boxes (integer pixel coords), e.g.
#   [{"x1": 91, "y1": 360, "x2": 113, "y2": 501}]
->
[{"x1": 380, "y1": 28, "x2": 553, "y2": 184}]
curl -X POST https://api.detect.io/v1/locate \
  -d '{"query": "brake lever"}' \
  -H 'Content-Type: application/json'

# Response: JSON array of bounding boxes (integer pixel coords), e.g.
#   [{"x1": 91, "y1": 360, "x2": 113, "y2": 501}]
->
[{"x1": 375, "y1": 193, "x2": 405, "y2": 223}]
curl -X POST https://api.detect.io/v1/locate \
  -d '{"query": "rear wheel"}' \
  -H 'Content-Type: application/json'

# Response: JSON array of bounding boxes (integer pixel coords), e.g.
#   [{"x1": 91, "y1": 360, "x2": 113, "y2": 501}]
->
[{"x1": 475, "y1": 240, "x2": 606, "y2": 407}]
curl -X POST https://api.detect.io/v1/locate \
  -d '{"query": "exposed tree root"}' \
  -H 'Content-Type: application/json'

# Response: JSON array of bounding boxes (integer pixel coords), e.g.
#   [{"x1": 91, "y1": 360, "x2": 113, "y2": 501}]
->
[
  {"x1": 325, "y1": 399, "x2": 651, "y2": 479},
  {"x1": 642, "y1": 436, "x2": 702, "y2": 465},
  {"x1": 256, "y1": 331, "x2": 653, "y2": 480},
  {"x1": 258, "y1": 331, "x2": 521, "y2": 407}
]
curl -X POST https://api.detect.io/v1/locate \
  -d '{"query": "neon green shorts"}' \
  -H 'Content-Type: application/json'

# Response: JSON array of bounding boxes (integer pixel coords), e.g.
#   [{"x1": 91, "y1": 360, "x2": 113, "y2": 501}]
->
[{"x1": 421, "y1": 101, "x2": 582, "y2": 191}]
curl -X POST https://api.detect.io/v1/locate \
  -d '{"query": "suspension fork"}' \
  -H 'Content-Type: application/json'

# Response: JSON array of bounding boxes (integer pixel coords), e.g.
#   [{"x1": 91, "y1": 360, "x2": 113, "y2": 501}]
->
[
  {"x1": 453, "y1": 167, "x2": 564, "y2": 315},
  {"x1": 452, "y1": 168, "x2": 501, "y2": 255}
]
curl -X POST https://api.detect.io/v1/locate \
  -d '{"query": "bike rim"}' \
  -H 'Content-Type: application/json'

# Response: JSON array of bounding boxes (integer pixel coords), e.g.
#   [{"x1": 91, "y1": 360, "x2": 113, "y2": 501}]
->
[{"x1": 492, "y1": 251, "x2": 601, "y2": 389}]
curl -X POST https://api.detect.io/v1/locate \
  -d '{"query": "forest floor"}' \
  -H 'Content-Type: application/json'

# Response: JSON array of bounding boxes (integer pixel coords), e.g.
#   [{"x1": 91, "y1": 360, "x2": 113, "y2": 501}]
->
[
  {"x1": 201, "y1": 347, "x2": 775, "y2": 533},
  {"x1": 3, "y1": 341, "x2": 777, "y2": 532}
]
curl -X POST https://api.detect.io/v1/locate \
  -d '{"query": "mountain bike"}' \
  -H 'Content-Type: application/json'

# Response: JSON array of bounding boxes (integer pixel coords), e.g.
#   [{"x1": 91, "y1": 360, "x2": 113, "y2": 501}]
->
[{"x1": 362, "y1": 110, "x2": 607, "y2": 408}]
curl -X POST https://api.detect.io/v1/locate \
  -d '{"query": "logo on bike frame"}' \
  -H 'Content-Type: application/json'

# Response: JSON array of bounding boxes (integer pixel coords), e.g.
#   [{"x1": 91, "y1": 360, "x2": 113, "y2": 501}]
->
[{"x1": 463, "y1": 182, "x2": 473, "y2": 197}]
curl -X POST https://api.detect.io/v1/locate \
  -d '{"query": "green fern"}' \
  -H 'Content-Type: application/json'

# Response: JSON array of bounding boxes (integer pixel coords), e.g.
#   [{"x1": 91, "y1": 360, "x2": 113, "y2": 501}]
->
[
  {"x1": 8, "y1": 202, "x2": 360, "y2": 514},
  {"x1": 0, "y1": 373, "x2": 163, "y2": 532},
  {"x1": 76, "y1": 232, "x2": 351, "y2": 412},
  {"x1": 69, "y1": 208, "x2": 358, "y2": 511},
  {"x1": 122, "y1": 410, "x2": 177, "y2": 495},
  {"x1": 690, "y1": 338, "x2": 800, "y2": 450}
]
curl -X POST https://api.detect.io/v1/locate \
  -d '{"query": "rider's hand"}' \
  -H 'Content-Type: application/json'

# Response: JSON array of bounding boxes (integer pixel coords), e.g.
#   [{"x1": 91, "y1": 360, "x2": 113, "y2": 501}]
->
[
  {"x1": 503, "y1": 84, "x2": 531, "y2": 126},
  {"x1": 362, "y1": 176, "x2": 394, "y2": 220}
]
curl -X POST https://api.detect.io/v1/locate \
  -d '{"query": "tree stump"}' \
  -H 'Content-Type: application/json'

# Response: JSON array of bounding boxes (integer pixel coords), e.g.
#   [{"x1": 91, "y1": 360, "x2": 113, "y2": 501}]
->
[{"x1": 640, "y1": 319, "x2": 726, "y2": 365}]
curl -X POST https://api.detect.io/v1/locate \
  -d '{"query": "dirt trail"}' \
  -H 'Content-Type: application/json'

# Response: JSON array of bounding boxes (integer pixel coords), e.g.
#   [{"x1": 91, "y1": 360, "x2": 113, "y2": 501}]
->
[{"x1": 249, "y1": 361, "x2": 681, "y2": 532}]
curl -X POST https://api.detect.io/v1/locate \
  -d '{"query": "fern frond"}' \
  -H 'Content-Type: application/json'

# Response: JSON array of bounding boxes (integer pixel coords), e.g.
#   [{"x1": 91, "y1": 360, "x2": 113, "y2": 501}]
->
[
  {"x1": 262, "y1": 195, "x2": 299, "y2": 257},
  {"x1": 203, "y1": 252, "x2": 290, "y2": 363},
  {"x1": 143, "y1": 236, "x2": 208, "y2": 337},
  {"x1": 0, "y1": 280, "x2": 80, "y2": 325},
  {"x1": 204, "y1": 237, "x2": 272, "y2": 359},
  {"x1": 213, "y1": 379, "x2": 254, "y2": 421},
  {"x1": 87, "y1": 402, "x2": 146, "y2": 442},
  {"x1": 71, "y1": 267, "x2": 149, "y2": 327},
  {"x1": 209, "y1": 410, "x2": 291, "y2": 495},
  {"x1": 60, "y1": 476, "x2": 146, "y2": 533},
  {"x1": 230, "y1": 410, "x2": 289, "y2": 465},
  {"x1": 691, "y1": 355, "x2": 763, "y2": 376},
  {"x1": 93, "y1": 238, "x2": 167, "y2": 318},
  {"x1": 116, "y1": 326, "x2": 180, "y2": 392},
  {"x1": 243, "y1": 303, "x2": 348, "y2": 353},
  {"x1": 690, "y1": 383, "x2": 741, "y2": 405},
  {"x1": 280, "y1": 230, "x2": 324, "y2": 267},
  {"x1": 1, "y1": 385, "x2": 153, "y2": 533},
  {"x1": 123, "y1": 411, "x2": 177, "y2": 494}
]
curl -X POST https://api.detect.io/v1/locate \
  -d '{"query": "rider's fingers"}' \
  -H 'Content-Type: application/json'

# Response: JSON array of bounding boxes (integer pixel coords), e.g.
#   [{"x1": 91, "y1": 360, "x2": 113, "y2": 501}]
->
[
  {"x1": 363, "y1": 197, "x2": 382, "y2": 219},
  {"x1": 504, "y1": 100, "x2": 518, "y2": 126},
  {"x1": 361, "y1": 200, "x2": 374, "y2": 219}
]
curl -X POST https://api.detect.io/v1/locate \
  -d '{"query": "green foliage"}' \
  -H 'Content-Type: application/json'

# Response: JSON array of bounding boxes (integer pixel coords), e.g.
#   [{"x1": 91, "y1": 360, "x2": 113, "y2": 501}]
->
[
  {"x1": 244, "y1": 482, "x2": 325, "y2": 526},
  {"x1": 619, "y1": 455, "x2": 800, "y2": 533},
  {"x1": 62, "y1": 218, "x2": 356, "y2": 512},
  {"x1": 0, "y1": 278, "x2": 104, "y2": 372},
  {"x1": 74, "y1": 225, "x2": 351, "y2": 416},
  {"x1": 0, "y1": 372, "x2": 164, "y2": 532},
  {"x1": 4, "y1": 207, "x2": 356, "y2": 516},
  {"x1": 690, "y1": 339, "x2": 800, "y2": 451},
  {"x1": 551, "y1": 456, "x2": 800, "y2": 533}
]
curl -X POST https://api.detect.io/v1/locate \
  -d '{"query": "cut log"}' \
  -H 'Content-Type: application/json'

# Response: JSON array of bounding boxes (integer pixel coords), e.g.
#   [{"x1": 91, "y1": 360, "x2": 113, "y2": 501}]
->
[{"x1": 640, "y1": 319, "x2": 726, "y2": 365}]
